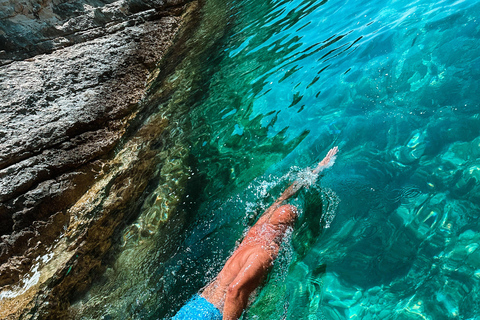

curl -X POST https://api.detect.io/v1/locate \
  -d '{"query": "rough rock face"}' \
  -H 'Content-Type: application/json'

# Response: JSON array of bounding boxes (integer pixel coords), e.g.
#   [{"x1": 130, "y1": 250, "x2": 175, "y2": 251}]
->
[
  {"x1": 0, "y1": 0, "x2": 186, "y2": 64},
  {"x1": 0, "y1": 0, "x2": 197, "y2": 317}
]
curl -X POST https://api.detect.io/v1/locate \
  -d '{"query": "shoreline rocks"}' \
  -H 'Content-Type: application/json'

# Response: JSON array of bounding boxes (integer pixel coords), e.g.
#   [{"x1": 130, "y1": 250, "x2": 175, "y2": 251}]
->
[
  {"x1": 0, "y1": 0, "x2": 187, "y2": 65},
  {"x1": 0, "y1": 0, "x2": 199, "y2": 317}
]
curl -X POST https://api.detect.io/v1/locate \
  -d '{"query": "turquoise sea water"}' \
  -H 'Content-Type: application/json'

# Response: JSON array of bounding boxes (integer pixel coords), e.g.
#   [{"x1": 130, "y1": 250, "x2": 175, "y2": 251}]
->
[
  {"x1": 82, "y1": 0, "x2": 480, "y2": 319},
  {"x1": 157, "y1": 0, "x2": 480, "y2": 319}
]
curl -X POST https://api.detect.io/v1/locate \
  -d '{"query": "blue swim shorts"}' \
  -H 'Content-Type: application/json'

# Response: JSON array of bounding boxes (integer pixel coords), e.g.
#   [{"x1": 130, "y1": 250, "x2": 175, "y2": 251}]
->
[{"x1": 172, "y1": 294, "x2": 222, "y2": 320}]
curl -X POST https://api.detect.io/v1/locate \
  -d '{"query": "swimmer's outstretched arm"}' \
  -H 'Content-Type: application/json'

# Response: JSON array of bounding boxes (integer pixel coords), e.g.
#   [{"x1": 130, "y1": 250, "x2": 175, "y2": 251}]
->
[{"x1": 257, "y1": 146, "x2": 338, "y2": 224}]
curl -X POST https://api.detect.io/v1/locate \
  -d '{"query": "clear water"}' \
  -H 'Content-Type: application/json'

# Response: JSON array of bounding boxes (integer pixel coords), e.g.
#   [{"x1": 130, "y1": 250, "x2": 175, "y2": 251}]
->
[{"x1": 77, "y1": 0, "x2": 480, "y2": 319}]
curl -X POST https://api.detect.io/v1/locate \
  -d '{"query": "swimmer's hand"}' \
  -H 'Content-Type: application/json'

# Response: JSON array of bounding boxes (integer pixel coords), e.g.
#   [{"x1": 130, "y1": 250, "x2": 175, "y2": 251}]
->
[
  {"x1": 312, "y1": 146, "x2": 338, "y2": 175},
  {"x1": 275, "y1": 146, "x2": 339, "y2": 204}
]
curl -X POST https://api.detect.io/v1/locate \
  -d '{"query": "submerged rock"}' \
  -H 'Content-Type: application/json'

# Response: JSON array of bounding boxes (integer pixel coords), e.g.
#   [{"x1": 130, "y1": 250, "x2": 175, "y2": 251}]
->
[{"x1": 0, "y1": 0, "x2": 198, "y2": 318}]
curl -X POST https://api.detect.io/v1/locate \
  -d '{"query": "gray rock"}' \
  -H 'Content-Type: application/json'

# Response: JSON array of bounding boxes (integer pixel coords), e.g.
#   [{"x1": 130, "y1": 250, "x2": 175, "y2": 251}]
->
[
  {"x1": 0, "y1": 0, "x2": 186, "y2": 63},
  {"x1": 0, "y1": 0, "x2": 195, "y2": 316}
]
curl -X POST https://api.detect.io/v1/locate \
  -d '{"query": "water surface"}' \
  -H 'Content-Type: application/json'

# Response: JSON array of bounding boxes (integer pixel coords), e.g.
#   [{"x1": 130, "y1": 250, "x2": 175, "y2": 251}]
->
[{"x1": 79, "y1": 0, "x2": 480, "y2": 318}]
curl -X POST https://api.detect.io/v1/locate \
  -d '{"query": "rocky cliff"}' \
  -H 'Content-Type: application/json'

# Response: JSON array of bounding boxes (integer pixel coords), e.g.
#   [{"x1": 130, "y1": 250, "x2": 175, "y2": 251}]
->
[{"x1": 0, "y1": 0, "x2": 198, "y2": 317}]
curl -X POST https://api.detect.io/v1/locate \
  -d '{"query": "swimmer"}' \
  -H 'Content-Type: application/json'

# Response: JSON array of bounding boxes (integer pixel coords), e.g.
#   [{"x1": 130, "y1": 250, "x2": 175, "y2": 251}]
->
[{"x1": 173, "y1": 146, "x2": 338, "y2": 320}]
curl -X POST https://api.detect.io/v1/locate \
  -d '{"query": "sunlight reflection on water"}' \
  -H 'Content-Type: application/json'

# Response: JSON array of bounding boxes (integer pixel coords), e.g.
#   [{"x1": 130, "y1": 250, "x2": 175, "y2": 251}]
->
[{"x1": 70, "y1": 0, "x2": 480, "y2": 318}]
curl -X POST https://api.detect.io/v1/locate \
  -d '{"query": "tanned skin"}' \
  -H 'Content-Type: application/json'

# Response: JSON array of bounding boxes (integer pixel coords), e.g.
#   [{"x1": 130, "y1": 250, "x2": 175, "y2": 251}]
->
[{"x1": 201, "y1": 146, "x2": 338, "y2": 320}]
